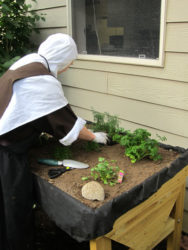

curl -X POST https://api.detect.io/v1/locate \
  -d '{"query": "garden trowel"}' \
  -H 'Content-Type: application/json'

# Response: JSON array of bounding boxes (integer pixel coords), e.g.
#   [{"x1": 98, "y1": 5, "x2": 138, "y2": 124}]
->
[{"x1": 37, "y1": 158, "x2": 89, "y2": 179}]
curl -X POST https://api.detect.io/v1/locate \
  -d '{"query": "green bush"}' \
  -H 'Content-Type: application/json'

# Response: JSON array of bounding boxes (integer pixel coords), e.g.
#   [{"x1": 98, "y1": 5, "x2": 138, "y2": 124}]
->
[
  {"x1": 113, "y1": 128, "x2": 166, "y2": 163},
  {"x1": 0, "y1": 0, "x2": 45, "y2": 75}
]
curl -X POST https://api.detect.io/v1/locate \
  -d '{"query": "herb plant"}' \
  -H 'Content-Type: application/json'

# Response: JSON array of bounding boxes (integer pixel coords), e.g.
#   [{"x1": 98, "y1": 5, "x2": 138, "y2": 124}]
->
[
  {"x1": 82, "y1": 157, "x2": 120, "y2": 186},
  {"x1": 113, "y1": 128, "x2": 166, "y2": 163},
  {"x1": 91, "y1": 110, "x2": 124, "y2": 138},
  {"x1": 53, "y1": 145, "x2": 72, "y2": 160},
  {"x1": 83, "y1": 141, "x2": 101, "y2": 152}
]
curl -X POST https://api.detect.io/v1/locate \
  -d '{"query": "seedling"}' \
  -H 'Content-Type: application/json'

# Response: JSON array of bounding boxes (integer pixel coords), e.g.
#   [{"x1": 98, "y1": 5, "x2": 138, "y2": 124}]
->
[
  {"x1": 113, "y1": 128, "x2": 167, "y2": 163},
  {"x1": 82, "y1": 157, "x2": 120, "y2": 186},
  {"x1": 53, "y1": 145, "x2": 72, "y2": 160},
  {"x1": 83, "y1": 141, "x2": 101, "y2": 152},
  {"x1": 90, "y1": 110, "x2": 125, "y2": 138}
]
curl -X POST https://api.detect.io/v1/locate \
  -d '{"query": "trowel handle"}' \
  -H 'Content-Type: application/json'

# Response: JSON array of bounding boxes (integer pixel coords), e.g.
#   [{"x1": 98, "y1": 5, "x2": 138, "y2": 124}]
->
[{"x1": 38, "y1": 158, "x2": 63, "y2": 166}]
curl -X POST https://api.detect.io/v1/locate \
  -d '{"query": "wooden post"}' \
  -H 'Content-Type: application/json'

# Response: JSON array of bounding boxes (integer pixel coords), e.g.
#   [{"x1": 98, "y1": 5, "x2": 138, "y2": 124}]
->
[
  {"x1": 167, "y1": 182, "x2": 186, "y2": 250},
  {"x1": 90, "y1": 237, "x2": 112, "y2": 250}
]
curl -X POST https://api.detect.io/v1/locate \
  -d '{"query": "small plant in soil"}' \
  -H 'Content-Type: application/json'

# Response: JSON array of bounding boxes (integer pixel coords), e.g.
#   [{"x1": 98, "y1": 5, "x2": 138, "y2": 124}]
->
[
  {"x1": 90, "y1": 110, "x2": 124, "y2": 138},
  {"x1": 113, "y1": 128, "x2": 167, "y2": 163},
  {"x1": 82, "y1": 157, "x2": 120, "y2": 186},
  {"x1": 53, "y1": 145, "x2": 72, "y2": 160},
  {"x1": 83, "y1": 141, "x2": 101, "y2": 152}
]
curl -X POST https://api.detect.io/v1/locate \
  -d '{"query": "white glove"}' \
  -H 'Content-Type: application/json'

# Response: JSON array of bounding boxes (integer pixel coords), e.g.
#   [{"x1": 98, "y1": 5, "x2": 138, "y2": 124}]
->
[{"x1": 93, "y1": 132, "x2": 108, "y2": 144}]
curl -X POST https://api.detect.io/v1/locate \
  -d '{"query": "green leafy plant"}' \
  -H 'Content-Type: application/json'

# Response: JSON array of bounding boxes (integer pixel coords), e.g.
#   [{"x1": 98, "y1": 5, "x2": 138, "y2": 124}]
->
[
  {"x1": 90, "y1": 110, "x2": 124, "y2": 138},
  {"x1": 83, "y1": 141, "x2": 101, "y2": 152},
  {"x1": 113, "y1": 128, "x2": 167, "y2": 163},
  {"x1": 0, "y1": 56, "x2": 21, "y2": 76},
  {"x1": 53, "y1": 145, "x2": 72, "y2": 160},
  {"x1": 0, "y1": 0, "x2": 45, "y2": 75},
  {"x1": 82, "y1": 157, "x2": 120, "y2": 186}
]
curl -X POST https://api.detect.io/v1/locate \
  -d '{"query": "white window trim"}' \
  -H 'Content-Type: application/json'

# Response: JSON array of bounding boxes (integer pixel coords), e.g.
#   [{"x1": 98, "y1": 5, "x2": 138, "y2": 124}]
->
[{"x1": 67, "y1": 0, "x2": 167, "y2": 68}]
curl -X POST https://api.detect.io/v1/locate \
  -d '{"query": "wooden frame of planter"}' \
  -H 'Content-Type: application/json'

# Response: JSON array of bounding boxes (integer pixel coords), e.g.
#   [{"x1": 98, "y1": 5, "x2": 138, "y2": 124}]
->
[{"x1": 90, "y1": 165, "x2": 188, "y2": 250}]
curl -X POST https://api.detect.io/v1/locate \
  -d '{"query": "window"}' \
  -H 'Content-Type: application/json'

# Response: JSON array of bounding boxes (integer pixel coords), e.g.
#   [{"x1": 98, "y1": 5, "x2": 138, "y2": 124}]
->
[{"x1": 71, "y1": 0, "x2": 166, "y2": 66}]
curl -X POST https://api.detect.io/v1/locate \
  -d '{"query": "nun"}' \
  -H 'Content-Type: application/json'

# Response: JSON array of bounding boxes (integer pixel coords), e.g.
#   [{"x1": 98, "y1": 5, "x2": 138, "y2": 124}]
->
[{"x1": 0, "y1": 33, "x2": 108, "y2": 250}]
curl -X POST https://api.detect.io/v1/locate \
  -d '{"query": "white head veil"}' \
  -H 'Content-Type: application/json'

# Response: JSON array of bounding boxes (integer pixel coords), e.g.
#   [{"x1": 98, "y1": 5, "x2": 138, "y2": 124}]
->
[
  {"x1": 38, "y1": 33, "x2": 78, "y2": 77},
  {"x1": 0, "y1": 33, "x2": 79, "y2": 136}
]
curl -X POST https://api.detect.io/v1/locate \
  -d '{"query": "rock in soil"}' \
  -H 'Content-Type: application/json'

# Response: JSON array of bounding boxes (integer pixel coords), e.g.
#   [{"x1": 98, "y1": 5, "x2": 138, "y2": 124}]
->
[{"x1": 81, "y1": 181, "x2": 105, "y2": 201}]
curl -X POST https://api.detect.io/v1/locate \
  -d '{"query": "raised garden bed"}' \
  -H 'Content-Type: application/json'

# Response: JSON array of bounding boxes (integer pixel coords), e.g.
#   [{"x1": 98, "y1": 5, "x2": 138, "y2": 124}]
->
[{"x1": 29, "y1": 137, "x2": 188, "y2": 247}]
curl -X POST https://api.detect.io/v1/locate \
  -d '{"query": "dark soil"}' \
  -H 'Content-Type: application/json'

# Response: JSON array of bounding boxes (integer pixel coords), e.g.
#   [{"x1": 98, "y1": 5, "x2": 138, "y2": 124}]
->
[{"x1": 30, "y1": 139, "x2": 179, "y2": 209}]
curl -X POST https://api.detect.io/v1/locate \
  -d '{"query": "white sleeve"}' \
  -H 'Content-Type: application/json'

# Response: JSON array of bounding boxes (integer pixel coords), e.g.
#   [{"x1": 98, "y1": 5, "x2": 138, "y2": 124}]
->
[{"x1": 59, "y1": 117, "x2": 86, "y2": 146}]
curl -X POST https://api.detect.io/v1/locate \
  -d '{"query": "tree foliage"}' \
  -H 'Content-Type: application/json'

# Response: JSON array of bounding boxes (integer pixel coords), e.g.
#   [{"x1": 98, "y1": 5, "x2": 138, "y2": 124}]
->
[{"x1": 0, "y1": 0, "x2": 45, "y2": 74}]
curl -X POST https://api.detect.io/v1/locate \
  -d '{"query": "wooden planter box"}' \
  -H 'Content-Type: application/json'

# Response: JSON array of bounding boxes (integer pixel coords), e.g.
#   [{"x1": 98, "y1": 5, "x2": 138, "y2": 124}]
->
[{"x1": 31, "y1": 144, "x2": 188, "y2": 250}]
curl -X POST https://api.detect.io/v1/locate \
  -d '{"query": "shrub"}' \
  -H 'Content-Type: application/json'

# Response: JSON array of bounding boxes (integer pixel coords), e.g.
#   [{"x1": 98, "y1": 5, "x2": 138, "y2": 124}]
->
[
  {"x1": 0, "y1": 0, "x2": 45, "y2": 75},
  {"x1": 113, "y1": 128, "x2": 166, "y2": 163}
]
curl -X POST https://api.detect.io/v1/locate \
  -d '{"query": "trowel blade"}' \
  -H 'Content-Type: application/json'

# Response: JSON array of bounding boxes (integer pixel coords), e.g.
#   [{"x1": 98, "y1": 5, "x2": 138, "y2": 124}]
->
[{"x1": 62, "y1": 159, "x2": 89, "y2": 169}]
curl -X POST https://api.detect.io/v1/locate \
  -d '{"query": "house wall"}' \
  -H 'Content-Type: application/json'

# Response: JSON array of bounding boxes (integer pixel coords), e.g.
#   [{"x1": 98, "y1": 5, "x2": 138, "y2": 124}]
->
[{"x1": 27, "y1": 0, "x2": 188, "y2": 232}]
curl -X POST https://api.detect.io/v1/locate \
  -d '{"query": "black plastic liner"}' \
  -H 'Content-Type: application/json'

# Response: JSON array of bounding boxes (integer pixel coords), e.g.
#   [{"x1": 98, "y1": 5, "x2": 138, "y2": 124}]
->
[{"x1": 33, "y1": 144, "x2": 188, "y2": 242}]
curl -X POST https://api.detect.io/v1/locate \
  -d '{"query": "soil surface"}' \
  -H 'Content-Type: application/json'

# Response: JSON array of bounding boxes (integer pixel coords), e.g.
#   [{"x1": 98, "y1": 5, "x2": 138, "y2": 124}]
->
[{"x1": 29, "y1": 138, "x2": 180, "y2": 209}]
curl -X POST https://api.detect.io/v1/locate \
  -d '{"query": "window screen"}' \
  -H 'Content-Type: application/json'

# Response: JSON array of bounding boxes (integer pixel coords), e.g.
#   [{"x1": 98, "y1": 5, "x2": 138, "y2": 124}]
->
[{"x1": 72, "y1": 0, "x2": 161, "y2": 59}]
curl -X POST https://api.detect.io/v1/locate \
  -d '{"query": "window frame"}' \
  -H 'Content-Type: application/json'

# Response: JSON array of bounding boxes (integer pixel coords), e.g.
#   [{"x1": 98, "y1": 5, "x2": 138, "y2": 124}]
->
[{"x1": 67, "y1": 0, "x2": 167, "y2": 67}]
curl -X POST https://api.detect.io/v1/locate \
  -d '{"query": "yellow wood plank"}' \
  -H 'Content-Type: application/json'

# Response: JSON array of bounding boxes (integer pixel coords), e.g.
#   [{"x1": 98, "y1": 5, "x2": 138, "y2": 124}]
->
[
  {"x1": 105, "y1": 191, "x2": 178, "y2": 249},
  {"x1": 112, "y1": 201, "x2": 176, "y2": 249},
  {"x1": 151, "y1": 217, "x2": 175, "y2": 248},
  {"x1": 90, "y1": 237, "x2": 112, "y2": 250},
  {"x1": 167, "y1": 183, "x2": 186, "y2": 249},
  {"x1": 108, "y1": 187, "x2": 179, "y2": 233}
]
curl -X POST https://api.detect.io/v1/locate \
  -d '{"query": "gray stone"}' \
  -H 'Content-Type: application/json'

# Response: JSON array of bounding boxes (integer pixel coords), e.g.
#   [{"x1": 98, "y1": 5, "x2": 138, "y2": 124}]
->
[{"x1": 81, "y1": 181, "x2": 105, "y2": 201}]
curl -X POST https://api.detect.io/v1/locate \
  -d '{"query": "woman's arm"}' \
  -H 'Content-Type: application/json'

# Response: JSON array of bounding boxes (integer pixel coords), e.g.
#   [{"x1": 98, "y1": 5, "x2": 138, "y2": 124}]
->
[{"x1": 78, "y1": 126, "x2": 95, "y2": 141}]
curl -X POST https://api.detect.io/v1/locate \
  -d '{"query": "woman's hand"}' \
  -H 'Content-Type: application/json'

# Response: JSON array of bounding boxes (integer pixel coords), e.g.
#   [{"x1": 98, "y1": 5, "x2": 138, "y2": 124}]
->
[
  {"x1": 78, "y1": 127, "x2": 108, "y2": 144},
  {"x1": 93, "y1": 132, "x2": 108, "y2": 144}
]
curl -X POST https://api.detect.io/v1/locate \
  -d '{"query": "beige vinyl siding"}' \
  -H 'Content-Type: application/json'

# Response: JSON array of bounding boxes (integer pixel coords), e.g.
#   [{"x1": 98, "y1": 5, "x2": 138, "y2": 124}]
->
[
  {"x1": 71, "y1": 53, "x2": 188, "y2": 82},
  {"x1": 62, "y1": 85, "x2": 188, "y2": 137},
  {"x1": 167, "y1": 0, "x2": 188, "y2": 22},
  {"x1": 26, "y1": 0, "x2": 68, "y2": 44},
  {"x1": 26, "y1": 0, "x2": 66, "y2": 10},
  {"x1": 166, "y1": 23, "x2": 188, "y2": 53}
]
